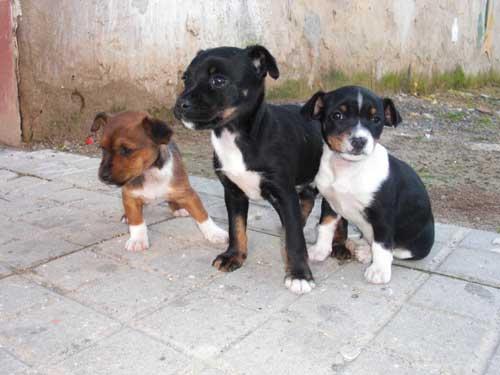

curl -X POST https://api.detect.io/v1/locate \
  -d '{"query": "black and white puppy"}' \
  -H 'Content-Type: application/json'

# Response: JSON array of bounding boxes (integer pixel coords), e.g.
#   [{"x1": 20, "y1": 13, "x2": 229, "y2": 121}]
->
[
  {"x1": 301, "y1": 86, "x2": 434, "y2": 284},
  {"x1": 174, "y1": 45, "x2": 327, "y2": 294}
]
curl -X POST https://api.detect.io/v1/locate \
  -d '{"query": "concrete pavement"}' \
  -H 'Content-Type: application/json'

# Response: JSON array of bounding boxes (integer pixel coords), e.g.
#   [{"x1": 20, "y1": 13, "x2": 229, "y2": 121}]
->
[{"x1": 1, "y1": 147, "x2": 500, "y2": 374}]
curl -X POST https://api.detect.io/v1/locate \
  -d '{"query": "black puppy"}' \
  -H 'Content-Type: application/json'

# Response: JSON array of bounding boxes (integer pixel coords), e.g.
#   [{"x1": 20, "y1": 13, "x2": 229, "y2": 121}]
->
[
  {"x1": 174, "y1": 45, "x2": 328, "y2": 294},
  {"x1": 302, "y1": 86, "x2": 434, "y2": 284}
]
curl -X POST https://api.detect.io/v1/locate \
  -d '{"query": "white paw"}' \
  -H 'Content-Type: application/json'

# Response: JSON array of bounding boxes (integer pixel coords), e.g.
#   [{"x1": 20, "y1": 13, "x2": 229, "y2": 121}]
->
[
  {"x1": 364, "y1": 263, "x2": 391, "y2": 284},
  {"x1": 125, "y1": 223, "x2": 149, "y2": 252},
  {"x1": 346, "y1": 239, "x2": 372, "y2": 264},
  {"x1": 172, "y1": 208, "x2": 190, "y2": 217},
  {"x1": 308, "y1": 243, "x2": 331, "y2": 262},
  {"x1": 198, "y1": 218, "x2": 229, "y2": 244},
  {"x1": 285, "y1": 277, "x2": 316, "y2": 294}
]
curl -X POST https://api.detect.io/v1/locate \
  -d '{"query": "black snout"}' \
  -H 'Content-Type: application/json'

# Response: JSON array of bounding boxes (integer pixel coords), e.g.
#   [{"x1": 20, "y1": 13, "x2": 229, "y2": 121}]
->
[
  {"x1": 351, "y1": 137, "x2": 367, "y2": 151},
  {"x1": 176, "y1": 98, "x2": 192, "y2": 111}
]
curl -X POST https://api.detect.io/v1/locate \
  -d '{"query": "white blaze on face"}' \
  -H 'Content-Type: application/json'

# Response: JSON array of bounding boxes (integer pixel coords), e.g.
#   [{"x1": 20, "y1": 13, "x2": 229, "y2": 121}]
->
[
  {"x1": 350, "y1": 123, "x2": 375, "y2": 156},
  {"x1": 181, "y1": 120, "x2": 195, "y2": 130},
  {"x1": 357, "y1": 90, "x2": 363, "y2": 112}
]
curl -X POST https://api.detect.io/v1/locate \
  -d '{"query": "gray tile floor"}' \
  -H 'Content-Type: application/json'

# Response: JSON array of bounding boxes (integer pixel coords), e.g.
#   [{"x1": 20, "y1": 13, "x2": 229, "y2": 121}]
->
[{"x1": 1, "y1": 148, "x2": 500, "y2": 374}]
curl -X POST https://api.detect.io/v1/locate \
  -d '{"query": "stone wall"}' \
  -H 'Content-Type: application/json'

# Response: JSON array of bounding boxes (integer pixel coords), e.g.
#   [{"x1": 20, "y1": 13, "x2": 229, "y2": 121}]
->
[{"x1": 15, "y1": 0, "x2": 500, "y2": 142}]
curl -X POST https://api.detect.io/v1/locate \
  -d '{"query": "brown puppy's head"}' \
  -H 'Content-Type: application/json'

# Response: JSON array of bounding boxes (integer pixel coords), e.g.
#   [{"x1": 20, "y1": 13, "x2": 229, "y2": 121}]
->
[{"x1": 91, "y1": 111, "x2": 173, "y2": 186}]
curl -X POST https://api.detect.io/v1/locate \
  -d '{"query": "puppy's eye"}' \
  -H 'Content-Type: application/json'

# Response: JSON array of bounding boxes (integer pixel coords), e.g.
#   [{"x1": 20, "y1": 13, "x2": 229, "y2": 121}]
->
[
  {"x1": 119, "y1": 146, "x2": 133, "y2": 156},
  {"x1": 181, "y1": 73, "x2": 187, "y2": 81},
  {"x1": 330, "y1": 112, "x2": 343, "y2": 121},
  {"x1": 373, "y1": 116, "x2": 381, "y2": 124},
  {"x1": 209, "y1": 74, "x2": 227, "y2": 89}
]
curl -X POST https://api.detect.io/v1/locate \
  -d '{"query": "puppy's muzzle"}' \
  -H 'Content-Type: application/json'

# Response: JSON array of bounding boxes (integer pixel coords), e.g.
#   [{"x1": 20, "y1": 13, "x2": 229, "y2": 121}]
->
[{"x1": 350, "y1": 137, "x2": 367, "y2": 154}]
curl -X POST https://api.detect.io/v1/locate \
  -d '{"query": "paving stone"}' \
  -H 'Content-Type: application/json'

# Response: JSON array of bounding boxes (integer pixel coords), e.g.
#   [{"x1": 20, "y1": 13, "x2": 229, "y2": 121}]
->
[
  {"x1": 78, "y1": 231, "x2": 221, "y2": 291},
  {"x1": 485, "y1": 343, "x2": 500, "y2": 375},
  {"x1": 178, "y1": 362, "x2": 232, "y2": 375},
  {"x1": 410, "y1": 275, "x2": 500, "y2": 323},
  {"x1": 60, "y1": 169, "x2": 115, "y2": 194},
  {"x1": 0, "y1": 262, "x2": 13, "y2": 277},
  {"x1": 460, "y1": 228, "x2": 500, "y2": 251},
  {"x1": 150, "y1": 217, "x2": 227, "y2": 249},
  {"x1": 438, "y1": 246, "x2": 500, "y2": 287},
  {"x1": 357, "y1": 305, "x2": 492, "y2": 375},
  {"x1": 0, "y1": 276, "x2": 120, "y2": 366},
  {"x1": 30, "y1": 249, "x2": 191, "y2": 322},
  {"x1": 0, "y1": 169, "x2": 18, "y2": 181},
  {"x1": 133, "y1": 291, "x2": 267, "y2": 360},
  {"x1": 337, "y1": 346, "x2": 450, "y2": 375},
  {"x1": 0, "y1": 233, "x2": 80, "y2": 270},
  {"x1": 286, "y1": 275, "x2": 401, "y2": 348},
  {"x1": 330, "y1": 261, "x2": 429, "y2": 304},
  {"x1": 220, "y1": 314, "x2": 344, "y2": 375},
  {"x1": 0, "y1": 176, "x2": 46, "y2": 195},
  {"x1": 42, "y1": 329, "x2": 189, "y2": 375},
  {"x1": 49, "y1": 209, "x2": 127, "y2": 246},
  {"x1": 0, "y1": 349, "x2": 29, "y2": 374},
  {"x1": 188, "y1": 176, "x2": 224, "y2": 197}
]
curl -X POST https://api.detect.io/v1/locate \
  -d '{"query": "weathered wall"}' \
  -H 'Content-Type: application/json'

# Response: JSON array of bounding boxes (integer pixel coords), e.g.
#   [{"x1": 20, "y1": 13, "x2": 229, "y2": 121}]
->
[
  {"x1": 16, "y1": 0, "x2": 500, "y2": 142},
  {"x1": 0, "y1": 0, "x2": 21, "y2": 146}
]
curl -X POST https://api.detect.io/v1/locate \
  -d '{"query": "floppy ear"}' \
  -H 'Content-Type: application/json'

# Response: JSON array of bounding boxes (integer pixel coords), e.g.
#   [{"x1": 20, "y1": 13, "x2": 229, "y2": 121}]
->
[
  {"x1": 90, "y1": 112, "x2": 108, "y2": 132},
  {"x1": 383, "y1": 98, "x2": 402, "y2": 127},
  {"x1": 301, "y1": 91, "x2": 325, "y2": 120},
  {"x1": 245, "y1": 45, "x2": 280, "y2": 80},
  {"x1": 142, "y1": 117, "x2": 173, "y2": 145}
]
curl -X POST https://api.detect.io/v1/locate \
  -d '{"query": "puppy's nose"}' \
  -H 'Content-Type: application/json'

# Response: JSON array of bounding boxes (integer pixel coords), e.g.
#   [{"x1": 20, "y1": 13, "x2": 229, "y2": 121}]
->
[
  {"x1": 351, "y1": 137, "x2": 367, "y2": 150},
  {"x1": 176, "y1": 98, "x2": 192, "y2": 111}
]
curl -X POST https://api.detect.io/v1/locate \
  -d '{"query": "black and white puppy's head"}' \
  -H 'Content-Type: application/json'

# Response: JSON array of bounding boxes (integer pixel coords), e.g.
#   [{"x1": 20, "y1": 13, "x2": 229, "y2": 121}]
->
[
  {"x1": 302, "y1": 86, "x2": 402, "y2": 161},
  {"x1": 174, "y1": 45, "x2": 279, "y2": 130}
]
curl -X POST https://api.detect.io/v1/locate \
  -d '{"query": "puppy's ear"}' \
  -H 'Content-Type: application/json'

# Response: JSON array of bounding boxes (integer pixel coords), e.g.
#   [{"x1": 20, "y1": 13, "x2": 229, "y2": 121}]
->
[
  {"x1": 245, "y1": 45, "x2": 280, "y2": 80},
  {"x1": 301, "y1": 91, "x2": 325, "y2": 120},
  {"x1": 383, "y1": 98, "x2": 402, "y2": 127},
  {"x1": 142, "y1": 117, "x2": 173, "y2": 145},
  {"x1": 91, "y1": 112, "x2": 108, "y2": 132}
]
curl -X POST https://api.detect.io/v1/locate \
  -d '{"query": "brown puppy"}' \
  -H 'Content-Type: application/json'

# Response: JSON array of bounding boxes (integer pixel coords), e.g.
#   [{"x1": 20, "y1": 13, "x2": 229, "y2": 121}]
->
[{"x1": 91, "y1": 111, "x2": 228, "y2": 251}]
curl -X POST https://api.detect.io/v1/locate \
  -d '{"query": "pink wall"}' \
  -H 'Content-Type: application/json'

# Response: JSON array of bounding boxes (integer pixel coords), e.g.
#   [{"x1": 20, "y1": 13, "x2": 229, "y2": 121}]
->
[{"x1": 0, "y1": 0, "x2": 21, "y2": 146}]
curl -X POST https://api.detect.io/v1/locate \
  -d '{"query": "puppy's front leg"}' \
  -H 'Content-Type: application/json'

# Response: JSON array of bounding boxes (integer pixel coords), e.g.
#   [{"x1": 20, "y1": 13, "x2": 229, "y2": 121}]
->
[
  {"x1": 309, "y1": 199, "x2": 351, "y2": 262},
  {"x1": 267, "y1": 186, "x2": 315, "y2": 294},
  {"x1": 364, "y1": 214, "x2": 394, "y2": 284},
  {"x1": 122, "y1": 191, "x2": 149, "y2": 251},
  {"x1": 364, "y1": 243, "x2": 393, "y2": 284},
  {"x1": 212, "y1": 182, "x2": 249, "y2": 272}
]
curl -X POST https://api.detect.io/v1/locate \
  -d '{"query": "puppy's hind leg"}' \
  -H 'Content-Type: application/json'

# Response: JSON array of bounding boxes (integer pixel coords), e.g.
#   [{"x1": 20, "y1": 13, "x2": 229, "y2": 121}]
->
[
  {"x1": 177, "y1": 189, "x2": 228, "y2": 244},
  {"x1": 168, "y1": 201, "x2": 190, "y2": 217}
]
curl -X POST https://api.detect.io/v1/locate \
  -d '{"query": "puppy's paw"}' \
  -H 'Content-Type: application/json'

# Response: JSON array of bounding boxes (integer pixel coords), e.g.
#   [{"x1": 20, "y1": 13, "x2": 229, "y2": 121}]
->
[
  {"x1": 364, "y1": 263, "x2": 391, "y2": 284},
  {"x1": 172, "y1": 208, "x2": 190, "y2": 217},
  {"x1": 212, "y1": 252, "x2": 245, "y2": 272},
  {"x1": 331, "y1": 243, "x2": 352, "y2": 261},
  {"x1": 125, "y1": 223, "x2": 149, "y2": 252},
  {"x1": 284, "y1": 276, "x2": 316, "y2": 294},
  {"x1": 125, "y1": 236, "x2": 150, "y2": 252},
  {"x1": 346, "y1": 239, "x2": 372, "y2": 264},
  {"x1": 308, "y1": 243, "x2": 331, "y2": 262},
  {"x1": 198, "y1": 218, "x2": 229, "y2": 244}
]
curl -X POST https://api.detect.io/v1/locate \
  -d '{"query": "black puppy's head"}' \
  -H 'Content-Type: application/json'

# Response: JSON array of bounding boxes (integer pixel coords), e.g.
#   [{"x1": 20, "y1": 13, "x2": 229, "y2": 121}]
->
[
  {"x1": 174, "y1": 45, "x2": 279, "y2": 130},
  {"x1": 301, "y1": 86, "x2": 402, "y2": 161}
]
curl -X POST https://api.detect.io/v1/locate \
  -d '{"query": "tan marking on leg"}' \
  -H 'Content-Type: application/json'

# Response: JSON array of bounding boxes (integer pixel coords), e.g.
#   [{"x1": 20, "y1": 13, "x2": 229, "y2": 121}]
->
[
  {"x1": 122, "y1": 189, "x2": 144, "y2": 225},
  {"x1": 300, "y1": 198, "x2": 314, "y2": 226},
  {"x1": 174, "y1": 189, "x2": 209, "y2": 223}
]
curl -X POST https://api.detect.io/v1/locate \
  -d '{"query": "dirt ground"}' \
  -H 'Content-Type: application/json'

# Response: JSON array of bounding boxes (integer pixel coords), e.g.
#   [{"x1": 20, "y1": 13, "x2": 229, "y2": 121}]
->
[{"x1": 33, "y1": 88, "x2": 500, "y2": 233}]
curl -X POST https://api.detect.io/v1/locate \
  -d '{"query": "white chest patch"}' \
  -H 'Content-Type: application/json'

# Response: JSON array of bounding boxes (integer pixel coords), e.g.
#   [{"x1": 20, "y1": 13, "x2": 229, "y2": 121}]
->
[
  {"x1": 130, "y1": 152, "x2": 175, "y2": 203},
  {"x1": 315, "y1": 143, "x2": 390, "y2": 242},
  {"x1": 211, "y1": 129, "x2": 262, "y2": 200}
]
